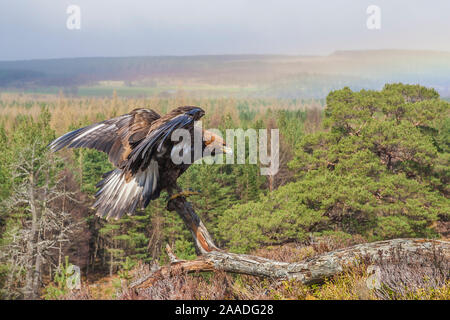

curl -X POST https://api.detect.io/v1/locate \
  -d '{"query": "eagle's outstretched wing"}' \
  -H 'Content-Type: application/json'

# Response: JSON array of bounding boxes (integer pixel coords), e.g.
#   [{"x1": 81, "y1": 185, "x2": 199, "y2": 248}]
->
[
  {"x1": 48, "y1": 108, "x2": 160, "y2": 168},
  {"x1": 49, "y1": 106, "x2": 205, "y2": 220}
]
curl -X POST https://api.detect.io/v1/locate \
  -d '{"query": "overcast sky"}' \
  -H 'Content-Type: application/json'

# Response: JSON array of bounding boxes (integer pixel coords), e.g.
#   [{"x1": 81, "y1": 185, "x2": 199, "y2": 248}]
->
[{"x1": 0, "y1": 0, "x2": 449, "y2": 61}]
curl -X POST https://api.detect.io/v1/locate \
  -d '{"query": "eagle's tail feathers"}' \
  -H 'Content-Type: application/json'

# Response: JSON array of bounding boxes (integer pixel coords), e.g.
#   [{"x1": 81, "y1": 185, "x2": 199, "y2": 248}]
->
[{"x1": 94, "y1": 160, "x2": 159, "y2": 220}]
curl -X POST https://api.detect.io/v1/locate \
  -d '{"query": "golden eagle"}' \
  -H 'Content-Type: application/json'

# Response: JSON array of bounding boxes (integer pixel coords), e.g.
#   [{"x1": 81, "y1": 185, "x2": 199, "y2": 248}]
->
[{"x1": 49, "y1": 106, "x2": 231, "y2": 219}]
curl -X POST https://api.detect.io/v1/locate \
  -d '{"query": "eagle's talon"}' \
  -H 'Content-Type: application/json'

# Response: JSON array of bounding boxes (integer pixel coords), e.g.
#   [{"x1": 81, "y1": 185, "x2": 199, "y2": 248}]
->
[{"x1": 169, "y1": 190, "x2": 201, "y2": 201}]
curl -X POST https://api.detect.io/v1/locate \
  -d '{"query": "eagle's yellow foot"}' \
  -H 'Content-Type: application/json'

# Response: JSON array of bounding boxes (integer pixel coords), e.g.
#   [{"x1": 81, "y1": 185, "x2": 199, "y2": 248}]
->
[{"x1": 169, "y1": 190, "x2": 201, "y2": 200}]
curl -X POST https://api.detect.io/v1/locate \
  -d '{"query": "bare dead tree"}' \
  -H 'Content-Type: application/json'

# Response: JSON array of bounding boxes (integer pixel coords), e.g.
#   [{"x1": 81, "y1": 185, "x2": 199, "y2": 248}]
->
[
  {"x1": 0, "y1": 143, "x2": 80, "y2": 299},
  {"x1": 130, "y1": 193, "x2": 449, "y2": 292}
]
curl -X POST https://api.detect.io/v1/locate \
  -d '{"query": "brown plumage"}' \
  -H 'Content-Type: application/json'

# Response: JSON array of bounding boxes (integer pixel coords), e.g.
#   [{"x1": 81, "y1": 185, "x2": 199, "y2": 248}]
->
[{"x1": 49, "y1": 106, "x2": 229, "y2": 220}]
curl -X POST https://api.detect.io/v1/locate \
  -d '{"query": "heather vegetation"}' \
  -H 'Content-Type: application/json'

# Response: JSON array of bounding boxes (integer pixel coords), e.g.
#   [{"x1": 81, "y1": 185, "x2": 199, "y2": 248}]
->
[{"x1": 0, "y1": 83, "x2": 448, "y2": 300}]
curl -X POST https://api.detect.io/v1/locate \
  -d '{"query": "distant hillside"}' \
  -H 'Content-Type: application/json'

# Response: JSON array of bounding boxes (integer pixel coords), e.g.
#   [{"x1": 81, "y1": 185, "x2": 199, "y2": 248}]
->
[{"x1": 0, "y1": 50, "x2": 449, "y2": 98}]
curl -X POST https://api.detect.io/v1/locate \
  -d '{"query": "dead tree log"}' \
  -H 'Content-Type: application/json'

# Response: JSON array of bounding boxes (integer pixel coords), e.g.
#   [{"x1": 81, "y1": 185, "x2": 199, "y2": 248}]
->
[{"x1": 131, "y1": 195, "x2": 449, "y2": 290}]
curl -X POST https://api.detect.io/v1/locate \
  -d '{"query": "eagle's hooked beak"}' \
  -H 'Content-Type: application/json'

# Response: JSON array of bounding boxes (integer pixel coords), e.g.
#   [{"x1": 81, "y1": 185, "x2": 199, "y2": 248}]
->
[{"x1": 222, "y1": 145, "x2": 233, "y2": 155}]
